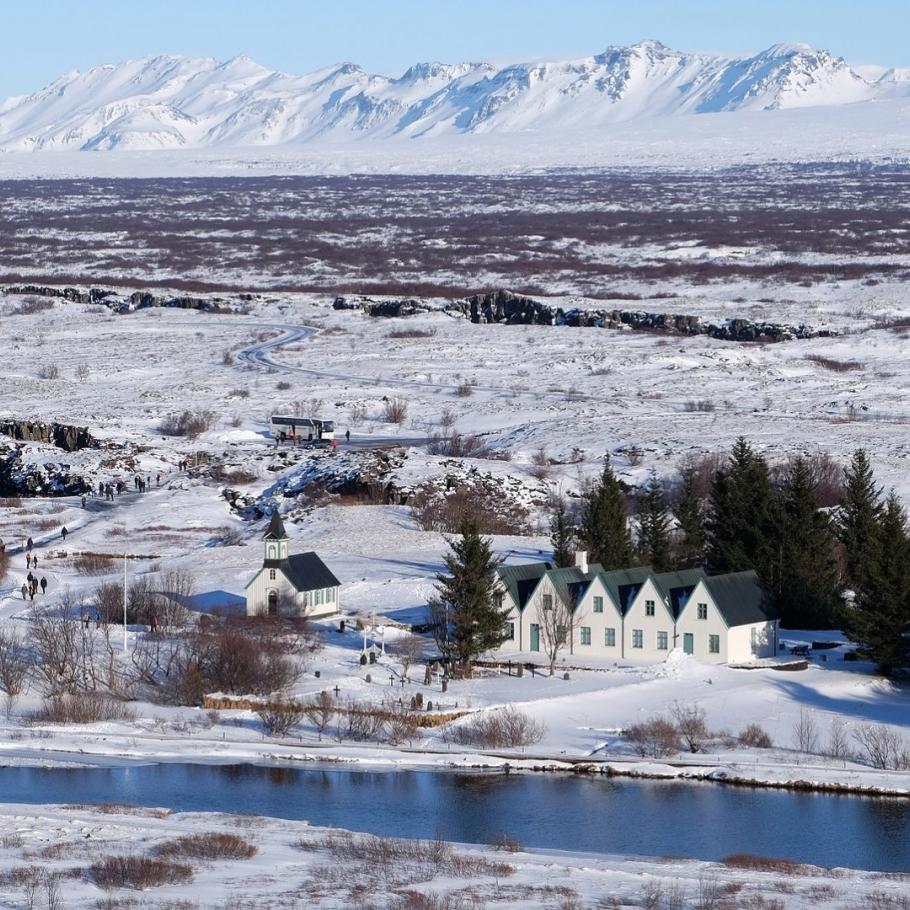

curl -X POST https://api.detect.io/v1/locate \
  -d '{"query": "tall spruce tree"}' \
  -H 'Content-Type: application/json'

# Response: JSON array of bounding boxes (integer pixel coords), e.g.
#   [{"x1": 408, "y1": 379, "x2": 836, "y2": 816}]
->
[
  {"x1": 706, "y1": 438, "x2": 774, "y2": 575},
  {"x1": 549, "y1": 500, "x2": 575, "y2": 568},
  {"x1": 675, "y1": 464, "x2": 706, "y2": 568},
  {"x1": 764, "y1": 458, "x2": 841, "y2": 628},
  {"x1": 842, "y1": 493, "x2": 910, "y2": 676},
  {"x1": 637, "y1": 472, "x2": 673, "y2": 572},
  {"x1": 428, "y1": 519, "x2": 510, "y2": 674},
  {"x1": 579, "y1": 458, "x2": 634, "y2": 569},
  {"x1": 837, "y1": 449, "x2": 884, "y2": 592}
]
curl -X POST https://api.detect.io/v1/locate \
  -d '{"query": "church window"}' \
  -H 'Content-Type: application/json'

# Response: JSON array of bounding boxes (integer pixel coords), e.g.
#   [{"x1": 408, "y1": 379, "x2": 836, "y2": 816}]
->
[{"x1": 269, "y1": 569, "x2": 276, "y2": 581}]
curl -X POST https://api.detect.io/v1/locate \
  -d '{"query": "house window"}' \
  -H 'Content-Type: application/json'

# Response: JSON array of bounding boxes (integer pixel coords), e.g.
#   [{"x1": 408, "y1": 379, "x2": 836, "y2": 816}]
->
[
  {"x1": 542, "y1": 594, "x2": 553, "y2": 611},
  {"x1": 556, "y1": 625, "x2": 567, "y2": 644},
  {"x1": 315, "y1": 589, "x2": 324, "y2": 606},
  {"x1": 269, "y1": 569, "x2": 276, "y2": 581},
  {"x1": 326, "y1": 588, "x2": 336, "y2": 603},
  {"x1": 632, "y1": 629, "x2": 643, "y2": 649},
  {"x1": 645, "y1": 600, "x2": 655, "y2": 617},
  {"x1": 657, "y1": 631, "x2": 669, "y2": 650},
  {"x1": 268, "y1": 545, "x2": 276, "y2": 559},
  {"x1": 580, "y1": 626, "x2": 591, "y2": 646},
  {"x1": 605, "y1": 627, "x2": 616, "y2": 647},
  {"x1": 303, "y1": 592, "x2": 311, "y2": 607},
  {"x1": 593, "y1": 596, "x2": 603, "y2": 613},
  {"x1": 709, "y1": 634, "x2": 720, "y2": 654},
  {"x1": 698, "y1": 603, "x2": 708, "y2": 620},
  {"x1": 506, "y1": 621, "x2": 515, "y2": 640}
]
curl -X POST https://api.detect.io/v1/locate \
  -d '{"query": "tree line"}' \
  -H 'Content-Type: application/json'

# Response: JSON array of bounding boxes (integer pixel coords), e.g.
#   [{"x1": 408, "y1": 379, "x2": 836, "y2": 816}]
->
[{"x1": 549, "y1": 439, "x2": 909, "y2": 676}]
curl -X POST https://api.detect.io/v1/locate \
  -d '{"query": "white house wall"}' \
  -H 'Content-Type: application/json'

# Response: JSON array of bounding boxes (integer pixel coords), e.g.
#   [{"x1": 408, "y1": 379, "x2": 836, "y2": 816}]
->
[
  {"x1": 674, "y1": 581, "x2": 729, "y2": 665},
  {"x1": 570, "y1": 576, "x2": 624, "y2": 658},
  {"x1": 727, "y1": 621, "x2": 778, "y2": 663},
  {"x1": 245, "y1": 568, "x2": 340, "y2": 619},
  {"x1": 621, "y1": 579, "x2": 676, "y2": 663}
]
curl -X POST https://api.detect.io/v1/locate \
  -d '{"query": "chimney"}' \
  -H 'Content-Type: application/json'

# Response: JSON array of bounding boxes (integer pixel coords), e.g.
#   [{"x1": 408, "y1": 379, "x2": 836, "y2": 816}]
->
[{"x1": 575, "y1": 550, "x2": 588, "y2": 574}]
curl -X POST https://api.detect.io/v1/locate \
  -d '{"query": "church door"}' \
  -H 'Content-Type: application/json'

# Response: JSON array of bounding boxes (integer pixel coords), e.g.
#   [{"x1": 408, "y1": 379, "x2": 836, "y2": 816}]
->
[{"x1": 267, "y1": 590, "x2": 278, "y2": 616}]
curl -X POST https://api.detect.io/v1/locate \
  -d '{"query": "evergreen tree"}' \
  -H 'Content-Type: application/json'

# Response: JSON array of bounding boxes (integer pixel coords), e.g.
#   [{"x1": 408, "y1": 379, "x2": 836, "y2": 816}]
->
[
  {"x1": 549, "y1": 500, "x2": 575, "y2": 569},
  {"x1": 579, "y1": 458, "x2": 634, "y2": 569},
  {"x1": 837, "y1": 449, "x2": 884, "y2": 591},
  {"x1": 843, "y1": 493, "x2": 910, "y2": 676},
  {"x1": 706, "y1": 438, "x2": 775, "y2": 575},
  {"x1": 428, "y1": 519, "x2": 510, "y2": 674},
  {"x1": 637, "y1": 472, "x2": 673, "y2": 572},
  {"x1": 764, "y1": 458, "x2": 841, "y2": 628},
  {"x1": 674, "y1": 464, "x2": 706, "y2": 568}
]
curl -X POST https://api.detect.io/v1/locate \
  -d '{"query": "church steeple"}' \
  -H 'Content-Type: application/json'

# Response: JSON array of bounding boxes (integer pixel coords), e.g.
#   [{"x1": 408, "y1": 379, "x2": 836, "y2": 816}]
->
[{"x1": 263, "y1": 510, "x2": 289, "y2": 563}]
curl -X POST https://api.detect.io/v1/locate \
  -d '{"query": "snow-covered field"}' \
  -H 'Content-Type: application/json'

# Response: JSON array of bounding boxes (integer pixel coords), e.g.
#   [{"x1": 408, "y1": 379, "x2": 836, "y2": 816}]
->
[{"x1": 3, "y1": 801, "x2": 908, "y2": 910}]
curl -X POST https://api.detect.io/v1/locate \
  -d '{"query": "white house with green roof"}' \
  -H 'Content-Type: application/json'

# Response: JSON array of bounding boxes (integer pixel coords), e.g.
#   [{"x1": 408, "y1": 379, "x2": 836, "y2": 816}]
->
[{"x1": 493, "y1": 554, "x2": 778, "y2": 665}]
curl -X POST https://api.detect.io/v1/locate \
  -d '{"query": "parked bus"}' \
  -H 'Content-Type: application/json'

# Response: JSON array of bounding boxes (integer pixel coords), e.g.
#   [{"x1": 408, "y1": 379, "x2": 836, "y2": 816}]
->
[{"x1": 269, "y1": 415, "x2": 335, "y2": 446}]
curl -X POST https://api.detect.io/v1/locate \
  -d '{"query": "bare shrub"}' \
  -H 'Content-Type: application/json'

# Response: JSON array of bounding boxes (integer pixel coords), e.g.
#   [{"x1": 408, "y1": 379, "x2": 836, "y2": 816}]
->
[
  {"x1": 304, "y1": 690, "x2": 335, "y2": 739},
  {"x1": 671, "y1": 702, "x2": 708, "y2": 754},
  {"x1": 427, "y1": 431, "x2": 490, "y2": 458},
  {"x1": 276, "y1": 380, "x2": 291, "y2": 390},
  {"x1": 626, "y1": 717, "x2": 681, "y2": 758},
  {"x1": 825, "y1": 716, "x2": 850, "y2": 761},
  {"x1": 11, "y1": 297, "x2": 54, "y2": 316},
  {"x1": 37, "y1": 363, "x2": 60, "y2": 380},
  {"x1": 348, "y1": 402, "x2": 368, "y2": 425},
  {"x1": 72, "y1": 553, "x2": 115, "y2": 575},
  {"x1": 158, "y1": 410, "x2": 215, "y2": 438},
  {"x1": 853, "y1": 724, "x2": 910, "y2": 770},
  {"x1": 257, "y1": 701, "x2": 306, "y2": 736},
  {"x1": 388, "y1": 633, "x2": 425, "y2": 677},
  {"x1": 212, "y1": 525, "x2": 245, "y2": 546},
  {"x1": 489, "y1": 833, "x2": 524, "y2": 853},
  {"x1": 228, "y1": 387, "x2": 249, "y2": 399},
  {"x1": 805, "y1": 354, "x2": 863, "y2": 372},
  {"x1": 382, "y1": 397, "x2": 409, "y2": 424},
  {"x1": 454, "y1": 382, "x2": 473, "y2": 397},
  {"x1": 32, "y1": 693, "x2": 136, "y2": 724},
  {"x1": 793, "y1": 709, "x2": 819, "y2": 754},
  {"x1": 529, "y1": 447, "x2": 551, "y2": 480},
  {"x1": 738, "y1": 724, "x2": 773, "y2": 749},
  {"x1": 0, "y1": 630, "x2": 31, "y2": 717},
  {"x1": 155, "y1": 832, "x2": 256, "y2": 860},
  {"x1": 222, "y1": 349, "x2": 235, "y2": 365},
  {"x1": 385, "y1": 703, "x2": 420, "y2": 745},
  {"x1": 722, "y1": 854, "x2": 811, "y2": 875},
  {"x1": 445, "y1": 706, "x2": 545, "y2": 749},
  {"x1": 387, "y1": 327, "x2": 437, "y2": 339},
  {"x1": 90, "y1": 855, "x2": 193, "y2": 890},
  {"x1": 683, "y1": 399, "x2": 715, "y2": 413},
  {"x1": 410, "y1": 487, "x2": 530, "y2": 536}
]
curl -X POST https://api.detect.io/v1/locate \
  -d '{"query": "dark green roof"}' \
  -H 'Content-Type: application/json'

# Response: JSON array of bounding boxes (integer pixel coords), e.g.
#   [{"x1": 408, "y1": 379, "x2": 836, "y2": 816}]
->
[
  {"x1": 653, "y1": 568, "x2": 707, "y2": 618},
  {"x1": 598, "y1": 566, "x2": 653, "y2": 615},
  {"x1": 270, "y1": 552, "x2": 339, "y2": 592},
  {"x1": 263, "y1": 510, "x2": 288, "y2": 541},
  {"x1": 498, "y1": 563, "x2": 550, "y2": 609},
  {"x1": 703, "y1": 570, "x2": 777, "y2": 626}
]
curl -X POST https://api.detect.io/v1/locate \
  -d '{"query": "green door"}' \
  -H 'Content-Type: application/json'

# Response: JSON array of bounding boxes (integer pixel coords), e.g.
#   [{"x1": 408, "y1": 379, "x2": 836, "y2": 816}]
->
[
  {"x1": 683, "y1": 633, "x2": 694, "y2": 655},
  {"x1": 530, "y1": 624, "x2": 540, "y2": 652}
]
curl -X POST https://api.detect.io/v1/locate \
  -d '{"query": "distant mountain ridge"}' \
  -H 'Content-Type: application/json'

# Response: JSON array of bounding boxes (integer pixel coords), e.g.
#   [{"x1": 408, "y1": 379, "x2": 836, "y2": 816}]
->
[{"x1": 0, "y1": 41, "x2": 903, "y2": 152}]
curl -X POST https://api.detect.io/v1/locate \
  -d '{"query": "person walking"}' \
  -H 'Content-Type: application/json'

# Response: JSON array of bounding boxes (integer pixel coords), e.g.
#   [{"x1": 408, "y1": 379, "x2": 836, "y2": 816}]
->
[
  {"x1": 32, "y1": 555, "x2": 38, "y2": 571},
  {"x1": 26, "y1": 536, "x2": 33, "y2": 551},
  {"x1": 40, "y1": 576, "x2": 47, "y2": 594},
  {"x1": 61, "y1": 526, "x2": 68, "y2": 541},
  {"x1": 345, "y1": 429, "x2": 350, "y2": 442},
  {"x1": 25, "y1": 552, "x2": 31, "y2": 570},
  {"x1": 81, "y1": 495, "x2": 87, "y2": 508},
  {"x1": 20, "y1": 583, "x2": 27, "y2": 601}
]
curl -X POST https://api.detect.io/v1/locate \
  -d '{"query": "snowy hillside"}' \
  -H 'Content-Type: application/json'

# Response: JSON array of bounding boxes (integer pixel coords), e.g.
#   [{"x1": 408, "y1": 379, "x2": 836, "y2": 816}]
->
[{"x1": 0, "y1": 40, "x2": 904, "y2": 152}]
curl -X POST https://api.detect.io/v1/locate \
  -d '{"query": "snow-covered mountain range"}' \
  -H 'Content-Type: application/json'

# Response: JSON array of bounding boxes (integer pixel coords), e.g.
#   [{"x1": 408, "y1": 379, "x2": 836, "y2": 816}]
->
[{"x1": 0, "y1": 40, "x2": 906, "y2": 152}]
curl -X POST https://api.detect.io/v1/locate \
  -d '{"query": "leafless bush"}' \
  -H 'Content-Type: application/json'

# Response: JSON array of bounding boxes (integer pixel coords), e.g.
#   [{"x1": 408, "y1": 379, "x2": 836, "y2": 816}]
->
[
  {"x1": 445, "y1": 706, "x2": 545, "y2": 749},
  {"x1": 155, "y1": 832, "x2": 256, "y2": 860},
  {"x1": 387, "y1": 327, "x2": 437, "y2": 338},
  {"x1": 11, "y1": 297, "x2": 54, "y2": 316},
  {"x1": 860, "y1": 892, "x2": 910, "y2": 910},
  {"x1": 825, "y1": 716, "x2": 850, "y2": 761},
  {"x1": 228, "y1": 387, "x2": 249, "y2": 398},
  {"x1": 440, "y1": 407, "x2": 457, "y2": 429},
  {"x1": 684, "y1": 399, "x2": 716, "y2": 412},
  {"x1": 212, "y1": 525, "x2": 245, "y2": 546},
  {"x1": 805, "y1": 354, "x2": 864, "y2": 372},
  {"x1": 454, "y1": 382, "x2": 473, "y2": 397},
  {"x1": 71, "y1": 553, "x2": 115, "y2": 575},
  {"x1": 383, "y1": 397, "x2": 409, "y2": 424},
  {"x1": 304, "y1": 690, "x2": 335, "y2": 739},
  {"x1": 722, "y1": 854, "x2": 812, "y2": 875},
  {"x1": 489, "y1": 833, "x2": 524, "y2": 853},
  {"x1": 348, "y1": 402, "x2": 368, "y2": 425},
  {"x1": 222, "y1": 349, "x2": 235, "y2": 365},
  {"x1": 738, "y1": 724, "x2": 773, "y2": 749},
  {"x1": 90, "y1": 855, "x2": 193, "y2": 890},
  {"x1": 389, "y1": 633, "x2": 425, "y2": 677},
  {"x1": 0, "y1": 631, "x2": 32, "y2": 717},
  {"x1": 32, "y1": 692, "x2": 136, "y2": 724},
  {"x1": 626, "y1": 716, "x2": 681, "y2": 758},
  {"x1": 276, "y1": 380, "x2": 292, "y2": 390},
  {"x1": 793, "y1": 709, "x2": 819, "y2": 754},
  {"x1": 385, "y1": 703, "x2": 421, "y2": 745},
  {"x1": 158, "y1": 410, "x2": 216, "y2": 438},
  {"x1": 671, "y1": 702, "x2": 708, "y2": 754},
  {"x1": 529, "y1": 447, "x2": 551, "y2": 480},
  {"x1": 257, "y1": 701, "x2": 306, "y2": 736},
  {"x1": 409, "y1": 487, "x2": 530, "y2": 536},
  {"x1": 853, "y1": 724, "x2": 910, "y2": 770},
  {"x1": 427, "y1": 431, "x2": 490, "y2": 458},
  {"x1": 37, "y1": 363, "x2": 60, "y2": 380},
  {"x1": 76, "y1": 363, "x2": 90, "y2": 382}
]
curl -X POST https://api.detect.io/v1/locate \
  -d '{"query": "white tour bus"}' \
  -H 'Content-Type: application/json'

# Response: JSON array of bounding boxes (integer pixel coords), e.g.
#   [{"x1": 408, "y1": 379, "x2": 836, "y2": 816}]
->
[{"x1": 269, "y1": 415, "x2": 335, "y2": 445}]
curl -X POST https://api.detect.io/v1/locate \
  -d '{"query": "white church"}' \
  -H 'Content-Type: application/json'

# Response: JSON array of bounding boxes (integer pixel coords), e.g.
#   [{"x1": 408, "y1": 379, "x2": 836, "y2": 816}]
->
[{"x1": 245, "y1": 511, "x2": 341, "y2": 618}]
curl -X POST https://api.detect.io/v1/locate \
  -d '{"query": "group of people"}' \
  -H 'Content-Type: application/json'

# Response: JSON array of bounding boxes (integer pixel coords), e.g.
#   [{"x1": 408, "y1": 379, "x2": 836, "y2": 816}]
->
[
  {"x1": 21, "y1": 572, "x2": 47, "y2": 600},
  {"x1": 98, "y1": 481, "x2": 122, "y2": 500}
]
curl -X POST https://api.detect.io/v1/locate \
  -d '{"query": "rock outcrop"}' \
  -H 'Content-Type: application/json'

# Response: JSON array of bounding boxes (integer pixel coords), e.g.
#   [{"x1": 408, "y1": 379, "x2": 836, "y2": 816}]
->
[
  {"x1": 454, "y1": 290, "x2": 835, "y2": 342},
  {"x1": 0, "y1": 420, "x2": 95, "y2": 452},
  {"x1": 333, "y1": 297, "x2": 433, "y2": 318}
]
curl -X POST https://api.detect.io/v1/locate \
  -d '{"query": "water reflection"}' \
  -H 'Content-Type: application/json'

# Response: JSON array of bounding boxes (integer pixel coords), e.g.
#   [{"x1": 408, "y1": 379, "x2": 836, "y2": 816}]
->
[{"x1": 1, "y1": 763, "x2": 908, "y2": 872}]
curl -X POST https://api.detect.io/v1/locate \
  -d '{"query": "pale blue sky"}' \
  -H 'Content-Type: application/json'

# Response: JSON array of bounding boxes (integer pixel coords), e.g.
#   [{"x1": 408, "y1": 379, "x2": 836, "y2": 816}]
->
[{"x1": 2, "y1": 0, "x2": 906, "y2": 98}]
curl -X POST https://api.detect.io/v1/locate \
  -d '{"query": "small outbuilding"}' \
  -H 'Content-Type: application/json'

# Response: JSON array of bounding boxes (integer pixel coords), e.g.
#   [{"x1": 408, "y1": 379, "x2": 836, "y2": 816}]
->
[{"x1": 245, "y1": 511, "x2": 340, "y2": 618}]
